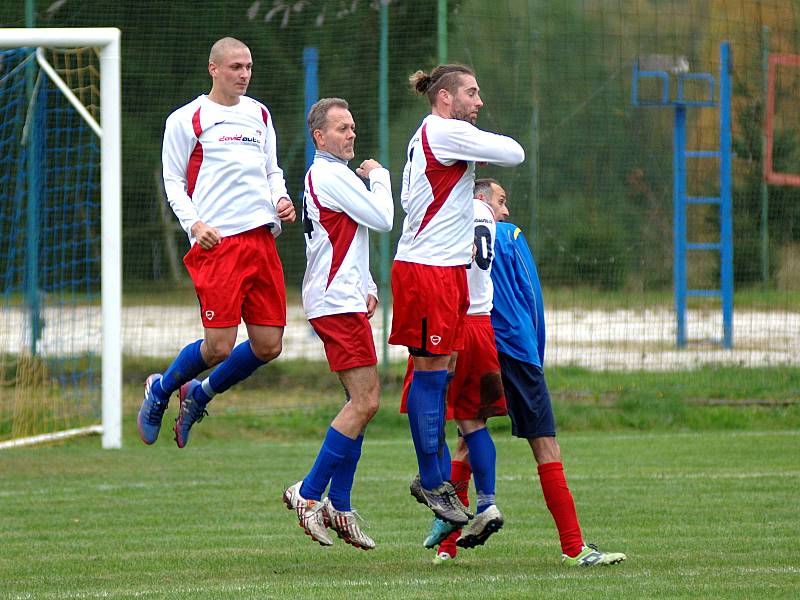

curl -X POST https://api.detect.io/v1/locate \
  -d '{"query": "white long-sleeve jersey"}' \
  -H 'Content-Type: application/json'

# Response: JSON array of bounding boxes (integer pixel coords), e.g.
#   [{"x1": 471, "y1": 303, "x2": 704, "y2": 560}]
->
[
  {"x1": 467, "y1": 198, "x2": 497, "y2": 315},
  {"x1": 394, "y1": 114, "x2": 524, "y2": 266},
  {"x1": 162, "y1": 94, "x2": 289, "y2": 244},
  {"x1": 302, "y1": 152, "x2": 394, "y2": 319}
]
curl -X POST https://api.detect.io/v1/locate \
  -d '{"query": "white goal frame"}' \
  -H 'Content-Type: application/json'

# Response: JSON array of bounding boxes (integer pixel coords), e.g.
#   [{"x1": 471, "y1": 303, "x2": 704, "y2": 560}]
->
[{"x1": 0, "y1": 28, "x2": 122, "y2": 449}]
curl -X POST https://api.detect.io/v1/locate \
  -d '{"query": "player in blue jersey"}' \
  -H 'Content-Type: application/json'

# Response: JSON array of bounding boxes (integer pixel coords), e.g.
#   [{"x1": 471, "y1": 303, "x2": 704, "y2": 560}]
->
[{"x1": 431, "y1": 178, "x2": 626, "y2": 566}]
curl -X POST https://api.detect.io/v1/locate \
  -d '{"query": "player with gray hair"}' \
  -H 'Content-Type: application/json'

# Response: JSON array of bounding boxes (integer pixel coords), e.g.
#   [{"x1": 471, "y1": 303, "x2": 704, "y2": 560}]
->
[{"x1": 283, "y1": 97, "x2": 393, "y2": 550}]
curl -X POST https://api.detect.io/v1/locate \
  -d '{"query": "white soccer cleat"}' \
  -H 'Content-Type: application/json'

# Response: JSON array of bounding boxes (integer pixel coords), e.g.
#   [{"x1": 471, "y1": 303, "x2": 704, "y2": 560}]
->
[
  {"x1": 282, "y1": 481, "x2": 333, "y2": 547},
  {"x1": 456, "y1": 504, "x2": 504, "y2": 549},
  {"x1": 323, "y1": 499, "x2": 376, "y2": 550}
]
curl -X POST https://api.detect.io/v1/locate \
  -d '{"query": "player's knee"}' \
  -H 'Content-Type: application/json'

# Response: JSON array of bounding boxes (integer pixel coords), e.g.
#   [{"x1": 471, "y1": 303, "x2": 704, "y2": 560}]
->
[
  {"x1": 350, "y1": 393, "x2": 379, "y2": 423},
  {"x1": 251, "y1": 339, "x2": 282, "y2": 362},
  {"x1": 530, "y1": 436, "x2": 561, "y2": 464},
  {"x1": 203, "y1": 340, "x2": 234, "y2": 366},
  {"x1": 362, "y1": 395, "x2": 380, "y2": 420}
]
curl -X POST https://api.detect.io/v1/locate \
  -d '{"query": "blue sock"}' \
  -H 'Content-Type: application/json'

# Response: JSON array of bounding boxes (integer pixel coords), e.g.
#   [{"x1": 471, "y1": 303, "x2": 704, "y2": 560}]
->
[
  {"x1": 438, "y1": 373, "x2": 453, "y2": 479},
  {"x1": 439, "y1": 439, "x2": 452, "y2": 481},
  {"x1": 328, "y1": 433, "x2": 363, "y2": 511},
  {"x1": 202, "y1": 341, "x2": 266, "y2": 401},
  {"x1": 407, "y1": 369, "x2": 448, "y2": 490},
  {"x1": 157, "y1": 339, "x2": 207, "y2": 400},
  {"x1": 300, "y1": 427, "x2": 357, "y2": 501},
  {"x1": 464, "y1": 427, "x2": 496, "y2": 513}
]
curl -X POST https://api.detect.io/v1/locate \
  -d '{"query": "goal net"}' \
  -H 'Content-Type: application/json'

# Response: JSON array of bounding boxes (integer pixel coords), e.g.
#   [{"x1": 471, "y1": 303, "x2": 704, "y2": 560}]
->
[{"x1": 0, "y1": 29, "x2": 121, "y2": 449}]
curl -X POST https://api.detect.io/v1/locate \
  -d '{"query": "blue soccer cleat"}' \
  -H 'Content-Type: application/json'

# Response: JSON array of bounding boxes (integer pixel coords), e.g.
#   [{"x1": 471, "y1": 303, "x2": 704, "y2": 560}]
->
[
  {"x1": 137, "y1": 374, "x2": 169, "y2": 445},
  {"x1": 173, "y1": 379, "x2": 208, "y2": 448},
  {"x1": 424, "y1": 518, "x2": 458, "y2": 549}
]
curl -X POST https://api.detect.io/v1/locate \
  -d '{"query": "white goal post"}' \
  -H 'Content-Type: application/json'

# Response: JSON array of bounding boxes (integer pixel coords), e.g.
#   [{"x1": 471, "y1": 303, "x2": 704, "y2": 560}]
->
[{"x1": 0, "y1": 28, "x2": 122, "y2": 449}]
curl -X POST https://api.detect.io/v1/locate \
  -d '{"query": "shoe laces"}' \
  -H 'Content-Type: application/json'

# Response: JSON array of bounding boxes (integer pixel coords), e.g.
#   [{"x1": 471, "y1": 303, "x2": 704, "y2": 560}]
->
[
  {"x1": 145, "y1": 398, "x2": 168, "y2": 425},
  {"x1": 305, "y1": 499, "x2": 326, "y2": 517},
  {"x1": 451, "y1": 479, "x2": 469, "y2": 496},
  {"x1": 346, "y1": 508, "x2": 370, "y2": 529},
  {"x1": 184, "y1": 397, "x2": 209, "y2": 424}
]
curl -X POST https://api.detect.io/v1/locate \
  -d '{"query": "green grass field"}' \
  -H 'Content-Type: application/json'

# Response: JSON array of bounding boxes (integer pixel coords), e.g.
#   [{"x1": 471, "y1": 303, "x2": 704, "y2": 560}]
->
[{"x1": 2, "y1": 376, "x2": 799, "y2": 599}]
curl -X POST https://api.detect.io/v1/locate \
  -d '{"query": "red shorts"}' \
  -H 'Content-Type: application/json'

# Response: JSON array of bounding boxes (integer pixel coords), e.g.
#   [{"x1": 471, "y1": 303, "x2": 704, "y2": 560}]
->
[
  {"x1": 388, "y1": 261, "x2": 469, "y2": 355},
  {"x1": 446, "y1": 315, "x2": 506, "y2": 420},
  {"x1": 309, "y1": 312, "x2": 377, "y2": 372},
  {"x1": 183, "y1": 226, "x2": 286, "y2": 328},
  {"x1": 400, "y1": 315, "x2": 506, "y2": 420}
]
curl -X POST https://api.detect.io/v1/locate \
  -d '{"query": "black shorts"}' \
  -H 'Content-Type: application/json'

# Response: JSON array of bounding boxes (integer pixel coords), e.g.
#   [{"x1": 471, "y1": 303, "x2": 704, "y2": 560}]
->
[{"x1": 498, "y1": 351, "x2": 556, "y2": 439}]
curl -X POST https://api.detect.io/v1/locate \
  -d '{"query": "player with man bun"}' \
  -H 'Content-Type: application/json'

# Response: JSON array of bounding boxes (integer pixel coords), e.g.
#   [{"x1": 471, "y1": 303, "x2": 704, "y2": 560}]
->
[{"x1": 389, "y1": 64, "x2": 524, "y2": 526}]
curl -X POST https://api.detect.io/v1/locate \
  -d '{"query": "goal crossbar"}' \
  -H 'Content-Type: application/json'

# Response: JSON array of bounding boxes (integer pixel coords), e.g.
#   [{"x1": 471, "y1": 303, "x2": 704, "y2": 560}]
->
[{"x1": 0, "y1": 28, "x2": 122, "y2": 449}]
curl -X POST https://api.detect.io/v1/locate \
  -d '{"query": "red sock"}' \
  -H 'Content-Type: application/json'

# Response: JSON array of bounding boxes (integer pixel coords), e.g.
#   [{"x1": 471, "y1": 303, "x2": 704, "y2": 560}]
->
[
  {"x1": 440, "y1": 460, "x2": 472, "y2": 557},
  {"x1": 537, "y1": 461, "x2": 583, "y2": 557},
  {"x1": 450, "y1": 460, "x2": 472, "y2": 507}
]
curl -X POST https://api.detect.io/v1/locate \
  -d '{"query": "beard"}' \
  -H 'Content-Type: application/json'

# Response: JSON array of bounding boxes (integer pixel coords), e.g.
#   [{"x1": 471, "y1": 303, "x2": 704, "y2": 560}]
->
[{"x1": 451, "y1": 101, "x2": 477, "y2": 125}]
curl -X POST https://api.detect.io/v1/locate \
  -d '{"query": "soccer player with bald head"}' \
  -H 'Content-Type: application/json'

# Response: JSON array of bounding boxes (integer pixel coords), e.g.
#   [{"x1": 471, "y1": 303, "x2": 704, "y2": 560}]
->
[{"x1": 138, "y1": 37, "x2": 296, "y2": 448}]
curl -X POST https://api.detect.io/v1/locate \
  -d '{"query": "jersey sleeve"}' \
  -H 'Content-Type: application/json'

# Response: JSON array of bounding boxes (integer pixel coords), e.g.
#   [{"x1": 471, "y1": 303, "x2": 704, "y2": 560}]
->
[
  {"x1": 427, "y1": 118, "x2": 525, "y2": 167},
  {"x1": 162, "y1": 112, "x2": 201, "y2": 235},
  {"x1": 367, "y1": 271, "x2": 378, "y2": 299},
  {"x1": 262, "y1": 110, "x2": 289, "y2": 206},
  {"x1": 512, "y1": 227, "x2": 546, "y2": 363},
  {"x1": 316, "y1": 166, "x2": 394, "y2": 232}
]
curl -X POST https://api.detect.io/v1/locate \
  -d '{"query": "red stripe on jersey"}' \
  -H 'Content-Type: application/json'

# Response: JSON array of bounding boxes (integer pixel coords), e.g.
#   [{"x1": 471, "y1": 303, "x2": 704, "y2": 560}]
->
[
  {"x1": 414, "y1": 123, "x2": 468, "y2": 239},
  {"x1": 308, "y1": 173, "x2": 358, "y2": 290},
  {"x1": 261, "y1": 107, "x2": 269, "y2": 125},
  {"x1": 187, "y1": 107, "x2": 204, "y2": 198}
]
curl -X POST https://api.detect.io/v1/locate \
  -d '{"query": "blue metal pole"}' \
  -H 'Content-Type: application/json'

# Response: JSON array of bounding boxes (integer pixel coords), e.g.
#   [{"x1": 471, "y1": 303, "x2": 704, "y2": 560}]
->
[
  {"x1": 674, "y1": 106, "x2": 687, "y2": 348},
  {"x1": 303, "y1": 47, "x2": 318, "y2": 172},
  {"x1": 719, "y1": 42, "x2": 734, "y2": 349}
]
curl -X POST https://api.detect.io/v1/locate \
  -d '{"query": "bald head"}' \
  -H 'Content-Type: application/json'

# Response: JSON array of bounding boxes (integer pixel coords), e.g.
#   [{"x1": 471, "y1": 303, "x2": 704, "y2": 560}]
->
[
  {"x1": 209, "y1": 37, "x2": 249, "y2": 65},
  {"x1": 207, "y1": 37, "x2": 253, "y2": 106}
]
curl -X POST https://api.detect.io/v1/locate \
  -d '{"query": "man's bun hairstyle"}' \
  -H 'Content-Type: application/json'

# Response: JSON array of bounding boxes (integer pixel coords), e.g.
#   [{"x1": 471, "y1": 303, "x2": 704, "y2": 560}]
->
[{"x1": 409, "y1": 64, "x2": 475, "y2": 105}]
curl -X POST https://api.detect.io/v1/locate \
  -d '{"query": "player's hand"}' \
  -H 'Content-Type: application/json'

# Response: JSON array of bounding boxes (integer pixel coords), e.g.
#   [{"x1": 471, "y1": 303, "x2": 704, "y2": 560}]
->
[
  {"x1": 191, "y1": 220, "x2": 222, "y2": 249},
  {"x1": 356, "y1": 159, "x2": 382, "y2": 179},
  {"x1": 471, "y1": 242, "x2": 477, "y2": 262},
  {"x1": 366, "y1": 294, "x2": 378, "y2": 319},
  {"x1": 276, "y1": 197, "x2": 296, "y2": 223}
]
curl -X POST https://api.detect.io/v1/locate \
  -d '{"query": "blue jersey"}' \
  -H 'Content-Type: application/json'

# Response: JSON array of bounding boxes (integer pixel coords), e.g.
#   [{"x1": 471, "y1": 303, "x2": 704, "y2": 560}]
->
[{"x1": 490, "y1": 222, "x2": 546, "y2": 367}]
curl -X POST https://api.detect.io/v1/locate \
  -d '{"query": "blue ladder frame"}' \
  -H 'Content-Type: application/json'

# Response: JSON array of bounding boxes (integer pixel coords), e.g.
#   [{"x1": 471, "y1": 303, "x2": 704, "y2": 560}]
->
[{"x1": 632, "y1": 42, "x2": 734, "y2": 349}]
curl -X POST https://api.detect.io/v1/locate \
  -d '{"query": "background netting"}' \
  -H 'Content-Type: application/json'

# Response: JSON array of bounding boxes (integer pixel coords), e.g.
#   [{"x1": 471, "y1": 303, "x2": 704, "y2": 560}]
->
[
  {"x1": 0, "y1": 2, "x2": 798, "y2": 393},
  {"x1": 0, "y1": 46, "x2": 101, "y2": 441}
]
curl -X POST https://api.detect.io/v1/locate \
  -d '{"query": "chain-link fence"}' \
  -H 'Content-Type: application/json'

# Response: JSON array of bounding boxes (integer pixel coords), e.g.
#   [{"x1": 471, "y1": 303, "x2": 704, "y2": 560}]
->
[{"x1": 1, "y1": 0, "x2": 798, "y2": 375}]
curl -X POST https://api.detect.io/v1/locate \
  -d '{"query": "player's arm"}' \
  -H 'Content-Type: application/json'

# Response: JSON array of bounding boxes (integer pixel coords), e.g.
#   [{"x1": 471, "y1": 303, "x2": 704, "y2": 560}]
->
[
  {"x1": 366, "y1": 274, "x2": 378, "y2": 319},
  {"x1": 262, "y1": 108, "x2": 294, "y2": 221},
  {"x1": 428, "y1": 119, "x2": 525, "y2": 167},
  {"x1": 512, "y1": 227, "x2": 546, "y2": 362},
  {"x1": 162, "y1": 113, "x2": 203, "y2": 236},
  {"x1": 319, "y1": 164, "x2": 394, "y2": 232}
]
